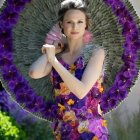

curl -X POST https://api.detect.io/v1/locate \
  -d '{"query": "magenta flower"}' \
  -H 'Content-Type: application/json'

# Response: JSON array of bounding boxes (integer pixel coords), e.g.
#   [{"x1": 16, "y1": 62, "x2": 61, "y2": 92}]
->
[
  {"x1": 83, "y1": 30, "x2": 93, "y2": 44},
  {"x1": 69, "y1": 129, "x2": 79, "y2": 140},
  {"x1": 88, "y1": 119, "x2": 108, "y2": 138},
  {"x1": 85, "y1": 96, "x2": 99, "y2": 115}
]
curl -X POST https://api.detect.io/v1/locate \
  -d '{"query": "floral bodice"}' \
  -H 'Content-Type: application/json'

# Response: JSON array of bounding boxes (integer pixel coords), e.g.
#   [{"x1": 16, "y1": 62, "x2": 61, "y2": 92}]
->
[{"x1": 50, "y1": 54, "x2": 105, "y2": 121}]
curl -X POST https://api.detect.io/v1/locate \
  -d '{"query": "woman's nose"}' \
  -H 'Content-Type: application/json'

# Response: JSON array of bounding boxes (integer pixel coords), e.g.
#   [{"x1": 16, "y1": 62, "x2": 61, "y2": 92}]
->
[{"x1": 72, "y1": 23, "x2": 77, "y2": 29}]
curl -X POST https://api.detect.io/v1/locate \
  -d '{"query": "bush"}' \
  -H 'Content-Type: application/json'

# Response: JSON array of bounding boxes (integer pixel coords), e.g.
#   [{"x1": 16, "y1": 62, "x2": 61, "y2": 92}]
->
[{"x1": 0, "y1": 111, "x2": 27, "y2": 140}]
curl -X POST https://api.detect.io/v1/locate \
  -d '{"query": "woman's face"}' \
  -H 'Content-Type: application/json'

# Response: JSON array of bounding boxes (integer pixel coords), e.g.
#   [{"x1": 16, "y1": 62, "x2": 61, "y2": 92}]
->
[{"x1": 60, "y1": 9, "x2": 87, "y2": 40}]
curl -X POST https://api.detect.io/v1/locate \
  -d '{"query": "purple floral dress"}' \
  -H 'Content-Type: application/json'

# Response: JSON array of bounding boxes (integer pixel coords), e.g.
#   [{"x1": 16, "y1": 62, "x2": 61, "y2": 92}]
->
[{"x1": 50, "y1": 54, "x2": 109, "y2": 140}]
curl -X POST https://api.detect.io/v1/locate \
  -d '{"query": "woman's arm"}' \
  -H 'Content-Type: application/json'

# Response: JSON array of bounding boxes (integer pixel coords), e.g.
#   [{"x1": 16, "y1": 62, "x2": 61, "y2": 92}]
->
[
  {"x1": 29, "y1": 54, "x2": 52, "y2": 79},
  {"x1": 51, "y1": 48, "x2": 105, "y2": 99}
]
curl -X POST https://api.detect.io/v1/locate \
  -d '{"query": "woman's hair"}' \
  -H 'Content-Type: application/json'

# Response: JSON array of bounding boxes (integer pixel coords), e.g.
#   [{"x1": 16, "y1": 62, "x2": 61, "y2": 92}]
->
[{"x1": 58, "y1": 0, "x2": 91, "y2": 31}]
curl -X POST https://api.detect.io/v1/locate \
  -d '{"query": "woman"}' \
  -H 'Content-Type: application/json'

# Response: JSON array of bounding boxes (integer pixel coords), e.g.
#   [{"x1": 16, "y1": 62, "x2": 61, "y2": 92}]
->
[{"x1": 29, "y1": 0, "x2": 108, "y2": 139}]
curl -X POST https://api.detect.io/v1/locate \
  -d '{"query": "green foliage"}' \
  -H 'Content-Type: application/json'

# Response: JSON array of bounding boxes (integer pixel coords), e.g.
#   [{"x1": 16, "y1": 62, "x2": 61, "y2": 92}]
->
[
  {"x1": 0, "y1": 111, "x2": 54, "y2": 140},
  {"x1": 0, "y1": 111, "x2": 26, "y2": 140}
]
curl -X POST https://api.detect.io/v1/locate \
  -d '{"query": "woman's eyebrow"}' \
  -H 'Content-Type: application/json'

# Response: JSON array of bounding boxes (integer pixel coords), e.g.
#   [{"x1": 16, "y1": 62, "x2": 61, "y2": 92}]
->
[{"x1": 64, "y1": 19, "x2": 85, "y2": 21}]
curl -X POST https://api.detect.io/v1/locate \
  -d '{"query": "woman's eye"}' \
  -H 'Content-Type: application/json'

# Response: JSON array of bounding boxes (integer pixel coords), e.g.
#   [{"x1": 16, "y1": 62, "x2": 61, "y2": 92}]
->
[
  {"x1": 78, "y1": 21, "x2": 83, "y2": 23},
  {"x1": 67, "y1": 21, "x2": 83, "y2": 24}
]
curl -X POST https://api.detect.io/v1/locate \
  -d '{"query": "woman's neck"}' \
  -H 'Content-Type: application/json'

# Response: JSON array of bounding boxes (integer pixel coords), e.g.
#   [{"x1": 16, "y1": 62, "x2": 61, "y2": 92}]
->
[{"x1": 66, "y1": 38, "x2": 84, "y2": 55}]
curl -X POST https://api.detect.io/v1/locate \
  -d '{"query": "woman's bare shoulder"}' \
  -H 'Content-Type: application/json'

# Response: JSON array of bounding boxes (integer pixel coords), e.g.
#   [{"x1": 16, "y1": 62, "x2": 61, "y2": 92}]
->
[{"x1": 91, "y1": 46, "x2": 105, "y2": 58}]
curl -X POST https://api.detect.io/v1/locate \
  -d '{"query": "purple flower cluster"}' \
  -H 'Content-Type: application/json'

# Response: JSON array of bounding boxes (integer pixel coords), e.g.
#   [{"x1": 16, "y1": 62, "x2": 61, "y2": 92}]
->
[
  {"x1": 100, "y1": 0, "x2": 140, "y2": 113},
  {"x1": 0, "y1": 0, "x2": 58, "y2": 121},
  {"x1": 88, "y1": 119, "x2": 108, "y2": 140},
  {"x1": 0, "y1": 0, "x2": 140, "y2": 120},
  {"x1": 0, "y1": 89, "x2": 9, "y2": 112},
  {"x1": 74, "y1": 106, "x2": 94, "y2": 120},
  {"x1": 0, "y1": 89, "x2": 36, "y2": 124}
]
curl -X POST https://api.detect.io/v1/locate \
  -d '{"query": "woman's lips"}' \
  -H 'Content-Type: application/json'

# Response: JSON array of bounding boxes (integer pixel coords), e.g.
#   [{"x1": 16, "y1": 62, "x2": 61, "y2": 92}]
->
[{"x1": 71, "y1": 32, "x2": 79, "y2": 34}]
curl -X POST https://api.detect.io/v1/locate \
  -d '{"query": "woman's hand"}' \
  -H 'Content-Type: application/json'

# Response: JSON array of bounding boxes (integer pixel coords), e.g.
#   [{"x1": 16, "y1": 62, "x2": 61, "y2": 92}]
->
[
  {"x1": 42, "y1": 42, "x2": 64, "y2": 55},
  {"x1": 42, "y1": 44, "x2": 56, "y2": 63},
  {"x1": 55, "y1": 42, "x2": 64, "y2": 54}
]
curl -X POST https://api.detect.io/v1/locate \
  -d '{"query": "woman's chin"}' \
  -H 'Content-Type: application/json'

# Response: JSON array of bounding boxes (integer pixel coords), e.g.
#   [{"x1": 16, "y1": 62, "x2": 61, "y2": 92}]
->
[{"x1": 68, "y1": 35, "x2": 83, "y2": 40}]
